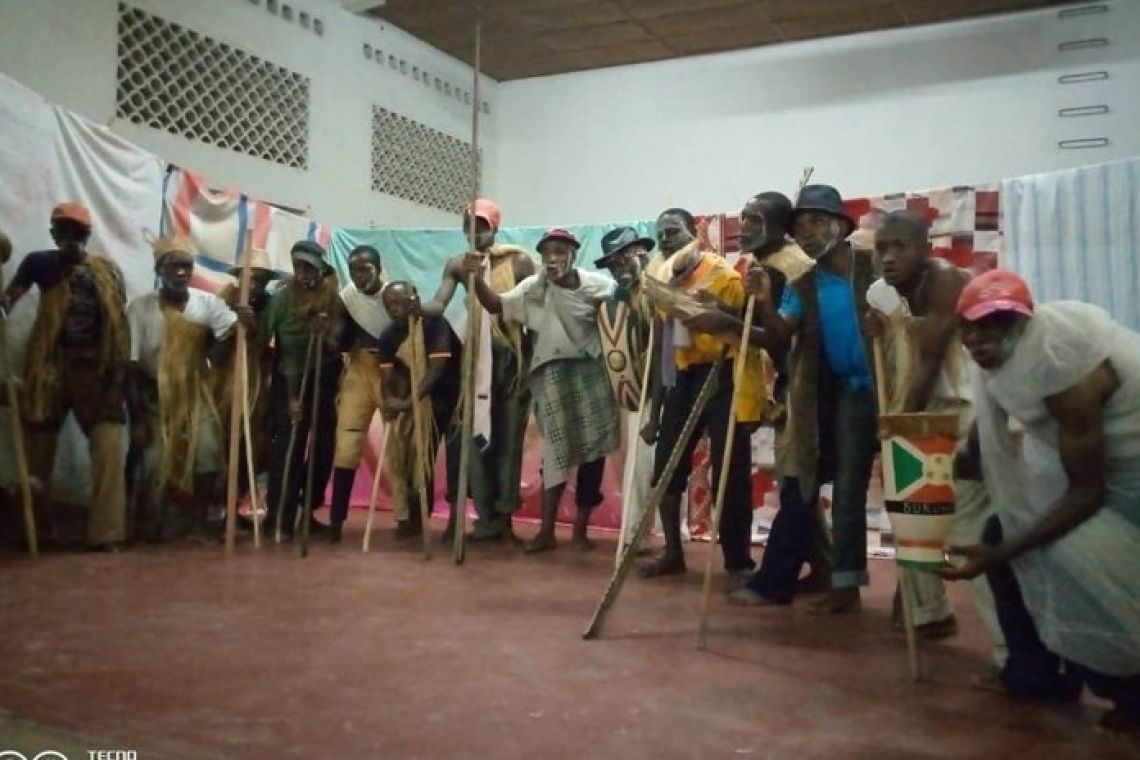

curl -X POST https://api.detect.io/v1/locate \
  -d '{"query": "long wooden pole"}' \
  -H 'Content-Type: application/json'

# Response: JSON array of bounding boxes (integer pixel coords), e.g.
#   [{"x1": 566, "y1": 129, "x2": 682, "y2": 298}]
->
[
  {"x1": 239, "y1": 345, "x2": 260, "y2": 549},
  {"x1": 299, "y1": 329, "x2": 325, "y2": 558},
  {"x1": 453, "y1": 12, "x2": 482, "y2": 565},
  {"x1": 696, "y1": 295, "x2": 755, "y2": 650},
  {"x1": 616, "y1": 317, "x2": 655, "y2": 566},
  {"x1": 275, "y1": 333, "x2": 315, "y2": 543},
  {"x1": 583, "y1": 357, "x2": 723, "y2": 640},
  {"x1": 0, "y1": 270, "x2": 37, "y2": 558},
  {"x1": 224, "y1": 232, "x2": 255, "y2": 556},
  {"x1": 874, "y1": 336, "x2": 920, "y2": 681},
  {"x1": 409, "y1": 315, "x2": 433, "y2": 560},
  {"x1": 362, "y1": 423, "x2": 393, "y2": 553}
]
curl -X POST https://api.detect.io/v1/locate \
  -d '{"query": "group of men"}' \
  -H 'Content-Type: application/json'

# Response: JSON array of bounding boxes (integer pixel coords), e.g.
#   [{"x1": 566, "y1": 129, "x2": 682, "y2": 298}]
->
[{"x1": 2, "y1": 185, "x2": 1138, "y2": 734}]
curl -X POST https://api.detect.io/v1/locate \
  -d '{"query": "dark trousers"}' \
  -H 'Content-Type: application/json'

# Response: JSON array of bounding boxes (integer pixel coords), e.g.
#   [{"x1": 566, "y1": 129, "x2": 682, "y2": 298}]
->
[
  {"x1": 572, "y1": 457, "x2": 605, "y2": 510},
  {"x1": 652, "y1": 362, "x2": 754, "y2": 572},
  {"x1": 266, "y1": 363, "x2": 339, "y2": 534},
  {"x1": 747, "y1": 477, "x2": 822, "y2": 603},
  {"x1": 749, "y1": 384, "x2": 875, "y2": 600},
  {"x1": 984, "y1": 516, "x2": 1140, "y2": 716}
]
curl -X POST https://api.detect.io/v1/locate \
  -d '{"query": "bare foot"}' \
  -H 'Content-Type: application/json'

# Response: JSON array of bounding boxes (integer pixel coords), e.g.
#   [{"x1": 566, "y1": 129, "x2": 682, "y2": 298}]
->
[
  {"x1": 639, "y1": 554, "x2": 686, "y2": 578},
  {"x1": 807, "y1": 588, "x2": 861, "y2": 614},
  {"x1": 524, "y1": 533, "x2": 558, "y2": 554}
]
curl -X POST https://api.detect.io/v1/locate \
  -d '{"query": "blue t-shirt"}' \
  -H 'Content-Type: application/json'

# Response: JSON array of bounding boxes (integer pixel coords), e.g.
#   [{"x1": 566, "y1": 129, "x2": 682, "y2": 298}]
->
[{"x1": 779, "y1": 270, "x2": 872, "y2": 389}]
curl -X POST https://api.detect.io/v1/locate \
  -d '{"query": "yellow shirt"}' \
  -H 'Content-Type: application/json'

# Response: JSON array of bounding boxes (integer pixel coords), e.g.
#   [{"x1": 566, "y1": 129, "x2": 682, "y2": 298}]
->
[{"x1": 672, "y1": 251, "x2": 744, "y2": 369}]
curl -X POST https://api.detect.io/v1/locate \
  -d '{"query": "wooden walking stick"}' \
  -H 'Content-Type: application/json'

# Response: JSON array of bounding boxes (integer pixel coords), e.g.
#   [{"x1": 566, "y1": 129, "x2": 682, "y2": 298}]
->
[
  {"x1": 873, "y1": 336, "x2": 921, "y2": 681},
  {"x1": 225, "y1": 233, "x2": 256, "y2": 555},
  {"x1": 362, "y1": 423, "x2": 394, "y2": 553},
  {"x1": 0, "y1": 272, "x2": 37, "y2": 558},
  {"x1": 274, "y1": 333, "x2": 315, "y2": 543},
  {"x1": 583, "y1": 356, "x2": 724, "y2": 640},
  {"x1": 239, "y1": 346, "x2": 261, "y2": 549},
  {"x1": 696, "y1": 296, "x2": 756, "y2": 650},
  {"x1": 616, "y1": 317, "x2": 655, "y2": 566},
  {"x1": 299, "y1": 319, "x2": 327, "y2": 558},
  {"x1": 409, "y1": 315, "x2": 434, "y2": 560},
  {"x1": 453, "y1": 12, "x2": 482, "y2": 565}
]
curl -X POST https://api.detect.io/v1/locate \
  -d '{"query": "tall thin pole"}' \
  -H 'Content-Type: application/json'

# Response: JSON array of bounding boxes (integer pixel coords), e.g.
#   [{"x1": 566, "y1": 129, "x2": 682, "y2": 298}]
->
[
  {"x1": 453, "y1": 12, "x2": 482, "y2": 565},
  {"x1": 225, "y1": 232, "x2": 255, "y2": 556}
]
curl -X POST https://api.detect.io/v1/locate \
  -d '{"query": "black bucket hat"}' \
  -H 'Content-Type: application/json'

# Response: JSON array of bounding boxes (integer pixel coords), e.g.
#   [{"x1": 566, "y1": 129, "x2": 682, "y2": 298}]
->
[
  {"x1": 792, "y1": 184, "x2": 856, "y2": 234},
  {"x1": 593, "y1": 226, "x2": 655, "y2": 268}
]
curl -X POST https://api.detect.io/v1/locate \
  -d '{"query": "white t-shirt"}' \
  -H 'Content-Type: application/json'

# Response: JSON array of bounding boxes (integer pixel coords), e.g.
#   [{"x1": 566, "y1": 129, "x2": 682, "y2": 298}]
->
[
  {"x1": 501, "y1": 269, "x2": 615, "y2": 372},
  {"x1": 128, "y1": 288, "x2": 237, "y2": 378}
]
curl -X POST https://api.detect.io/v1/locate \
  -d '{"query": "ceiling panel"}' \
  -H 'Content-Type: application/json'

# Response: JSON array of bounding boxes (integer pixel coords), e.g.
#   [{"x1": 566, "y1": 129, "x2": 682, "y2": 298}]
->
[{"x1": 362, "y1": 0, "x2": 1073, "y2": 80}]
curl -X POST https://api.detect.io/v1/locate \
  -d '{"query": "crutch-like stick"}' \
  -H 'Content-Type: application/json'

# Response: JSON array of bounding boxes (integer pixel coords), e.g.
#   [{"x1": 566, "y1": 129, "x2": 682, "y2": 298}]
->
[
  {"x1": 274, "y1": 333, "x2": 315, "y2": 543},
  {"x1": 362, "y1": 423, "x2": 393, "y2": 554},
  {"x1": 0, "y1": 271, "x2": 37, "y2": 558},
  {"x1": 583, "y1": 356, "x2": 724, "y2": 640},
  {"x1": 299, "y1": 319, "x2": 327, "y2": 558},
  {"x1": 696, "y1": 295, "x2": 756, "y2": 650},
  {"x1": 874, "y1": 336, "x2": 921, "y2": 681},
  {"x1": 453, "y1": 12, "x2": 483, "y2": 565},
  {"x1": 616, "y1": 317, "x2": 655, "y2": 566},
  {"x1": 225, "y1": 233, "x2": 256, "y2": 555},
  {"x1": 409, "y1": 315, "x2": 433, "y2": 560}
]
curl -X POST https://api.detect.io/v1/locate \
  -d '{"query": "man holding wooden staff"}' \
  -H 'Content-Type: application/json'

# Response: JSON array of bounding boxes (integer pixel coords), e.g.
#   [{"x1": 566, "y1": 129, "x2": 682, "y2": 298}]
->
[
  {"x1": 729, "y1": 186, "x2": 877, "y2": 613},
  {"x1": 327, "y1": 245, "x2": 390, "y2": 543},
  {"x1": 374, "y1": 281, "x2": 462, "y2": 540},
  {"x1": 593, "y1": 227, "x2": 656, "y2": 557},
  {"x1": 125, "y1": 235, "x2": 245, "y2": 542},
  {"x1": 861, "y1": 211, "x2": 1003, "y2": 652},
  {"x1": 463, "y1": 228, "x2": 619, "y2": 553},
  {"x1": 422, "y1": 199, "x2": 534, "y2": 542},
  {"x1": 264, "y1": 240, "x2": 340, "y2": 540},
  {"x1": 638, "y1": 208, "x2": 755, "y2": 579},
  {"x1": 2, "y1": 203, "x2": 129, "y2": 552}
]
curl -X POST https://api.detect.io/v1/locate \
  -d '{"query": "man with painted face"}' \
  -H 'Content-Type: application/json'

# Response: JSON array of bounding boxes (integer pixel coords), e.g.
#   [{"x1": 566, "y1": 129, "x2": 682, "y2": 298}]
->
[
  {"x1": 2, "y1": 203, "x2": 129, "y2": 551},
  {"x1": 732, "y1": 185, "x2": 877, "y2": 613},
  {"x1": 264, "y1": 240, "x2": 341, "y2": 540},
  {"x1": 594, "y1": 227, "x2": 656, "y2": 556},
  {"x1": 423, "y1": 198, "x2": 535, "y2": 542},
  {"x1": 125, "y1": 235, "x2": 244, "y2": 542},
  {"x1": 324, "y1": 245, "x2": 392, "y2": 542},
  {"x1": 464, "y1": 228, "x2": 619, "y2": 552},
  {"x1": 860, "y1": 211, "x2": 1003, "y2": 649},
  {"x1": 638, "y1": 208, "x2": 755, "y2": 579},
  {"x1": 373, "y1": 281, "x2": 462, "y2": 540},
  {"x1": 940, "y1": 269, "x2": 1140, "y2": 736}
]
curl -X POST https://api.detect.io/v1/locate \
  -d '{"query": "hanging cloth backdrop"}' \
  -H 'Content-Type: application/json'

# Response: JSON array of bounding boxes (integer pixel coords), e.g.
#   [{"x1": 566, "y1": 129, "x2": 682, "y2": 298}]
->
[
  {"x1": 1002, "y1": 157, "x2": 1140, "y2": 332},
  {"x1": 0, "y1": 72, "x2": 163, "y2": 504}
]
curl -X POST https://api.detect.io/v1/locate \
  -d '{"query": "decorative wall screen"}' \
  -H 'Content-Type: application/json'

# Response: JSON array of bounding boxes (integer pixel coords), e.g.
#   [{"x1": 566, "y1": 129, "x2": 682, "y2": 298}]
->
[
  {"x1": 115, "y1": 3, "x2": 310, "y2": 169},
  {"x1": 371, "y1": 106, "x2": 477, "y2": 213}
]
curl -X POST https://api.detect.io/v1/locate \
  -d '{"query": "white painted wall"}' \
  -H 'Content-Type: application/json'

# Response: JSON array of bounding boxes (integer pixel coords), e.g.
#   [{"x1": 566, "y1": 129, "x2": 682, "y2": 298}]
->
[
  {"x1": 0, "y1": 0, "x2": 496, "y2": 228},
  {"x1": 493, "y1": 2, "x2": 1140, "y2": 226}
]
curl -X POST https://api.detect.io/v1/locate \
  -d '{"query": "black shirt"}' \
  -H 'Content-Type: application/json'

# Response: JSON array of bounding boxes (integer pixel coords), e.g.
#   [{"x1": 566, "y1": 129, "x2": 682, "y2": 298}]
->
[
  {"x1": 376, "y1": 316, "x2": 462, "y2": 410},
  {"x1": 12, "y1": 250, "x2": 124, "y2": 348}
]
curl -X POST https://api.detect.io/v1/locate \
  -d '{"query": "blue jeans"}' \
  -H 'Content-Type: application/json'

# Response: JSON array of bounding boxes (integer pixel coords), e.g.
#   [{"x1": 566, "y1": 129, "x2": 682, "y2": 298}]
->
[{"x1": 828, "y1": 386, "x2": 877, "y2": 589}]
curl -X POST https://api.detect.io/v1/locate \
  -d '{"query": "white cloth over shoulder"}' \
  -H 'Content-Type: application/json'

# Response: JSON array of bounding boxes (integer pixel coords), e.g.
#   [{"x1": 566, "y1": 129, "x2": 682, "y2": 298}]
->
[
  {"x1": 128, "y1": 288, "x2": 236, "y2": 378},
  {"x1": 339, "y1": 281, "x2": 391, "y2": 339},
  {"x1": 973, "y1": 301, "x2": 1140, "y2": 676}
]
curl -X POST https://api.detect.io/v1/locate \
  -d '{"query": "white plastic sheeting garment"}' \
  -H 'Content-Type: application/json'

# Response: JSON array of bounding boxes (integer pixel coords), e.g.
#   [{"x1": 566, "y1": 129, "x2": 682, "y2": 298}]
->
[{"x1": 973, "y1": 301, "x2": 1140, "y2": 676}]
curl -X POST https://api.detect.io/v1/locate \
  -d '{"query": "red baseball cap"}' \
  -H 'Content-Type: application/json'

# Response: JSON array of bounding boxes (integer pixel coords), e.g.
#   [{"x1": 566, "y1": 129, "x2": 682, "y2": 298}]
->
[
  {"x1": 464, "y1": 198, "x2": 501, "y2": 231},
  {"x1": 957, "y1": 269, "x2": 1034, "y2": 321},
  {"x1": 536, "y1": 228, "x2": 580, "y2": 252},
  {"x1": 51, "y1": 201, "x2": 92, "y2": 230}
]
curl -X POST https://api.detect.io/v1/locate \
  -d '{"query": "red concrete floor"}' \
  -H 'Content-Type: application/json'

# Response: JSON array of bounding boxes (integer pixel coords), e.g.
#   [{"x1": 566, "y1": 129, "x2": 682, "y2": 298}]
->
[{"x1": 0, "y1": 512, "x2": 1130, "y2": 760}]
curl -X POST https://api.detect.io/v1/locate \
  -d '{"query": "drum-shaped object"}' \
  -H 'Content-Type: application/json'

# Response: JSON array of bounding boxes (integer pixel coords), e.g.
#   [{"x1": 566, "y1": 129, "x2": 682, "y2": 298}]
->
[{"x1": 880, "y1": 411, "x2": 960, "y2": 569}]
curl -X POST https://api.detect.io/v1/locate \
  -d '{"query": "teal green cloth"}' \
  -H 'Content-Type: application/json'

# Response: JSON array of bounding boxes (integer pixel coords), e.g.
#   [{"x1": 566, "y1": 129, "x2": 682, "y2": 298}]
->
[{"x1": 329, "y1": 220, "x2": 657, "y2": 324}]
